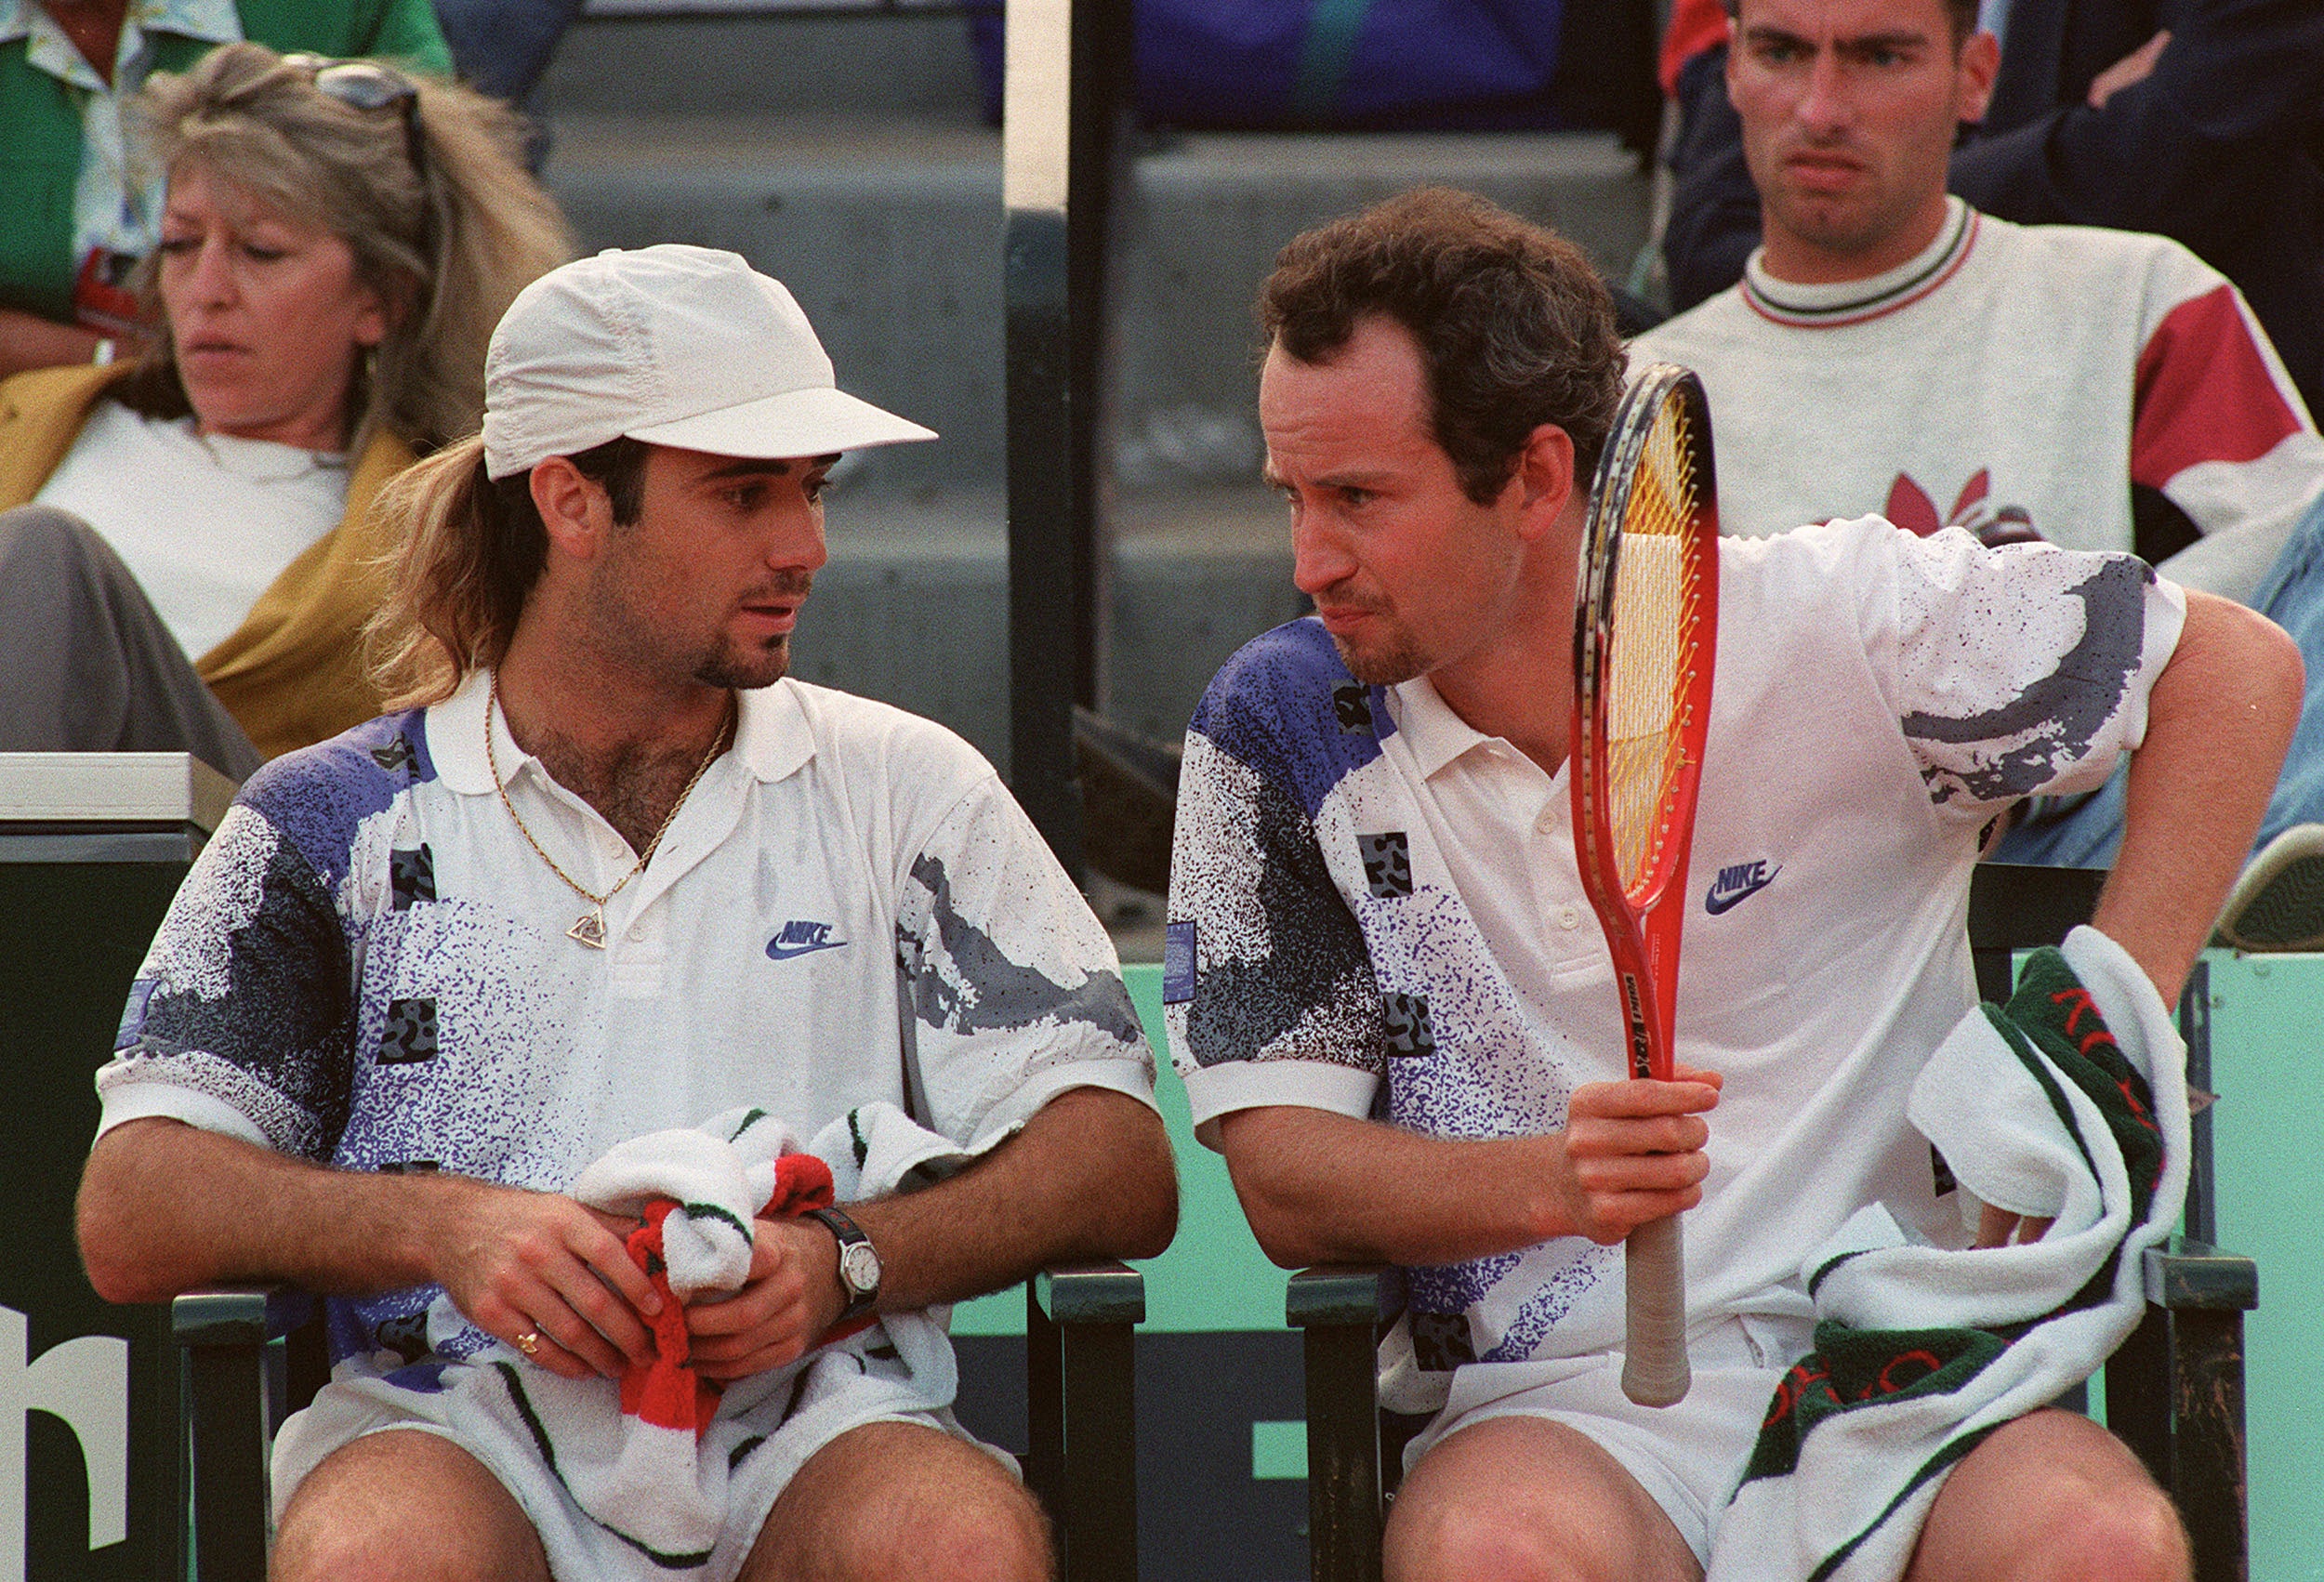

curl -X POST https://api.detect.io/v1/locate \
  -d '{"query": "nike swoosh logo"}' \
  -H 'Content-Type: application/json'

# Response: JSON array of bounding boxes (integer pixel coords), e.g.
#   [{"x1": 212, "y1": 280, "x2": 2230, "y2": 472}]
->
[
  {"x1": 1704, "y1": 868, "x2": 1780, "y2": 916},
  {"x1": 766, "y1": 938, "x2": 848, "y2": 961}
]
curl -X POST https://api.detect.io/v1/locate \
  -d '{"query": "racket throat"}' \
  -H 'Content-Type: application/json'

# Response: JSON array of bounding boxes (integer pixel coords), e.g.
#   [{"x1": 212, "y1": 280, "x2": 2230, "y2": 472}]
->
[{"x1": 1618, "y1": 969, "x2": 1656, "y2": 1081}]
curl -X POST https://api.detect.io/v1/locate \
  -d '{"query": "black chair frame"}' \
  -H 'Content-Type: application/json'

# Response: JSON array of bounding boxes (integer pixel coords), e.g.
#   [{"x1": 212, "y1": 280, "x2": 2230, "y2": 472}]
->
[
  {"x1": 177, "y1": 1263, "x2": 1144, "y2": 1582},
  {"x1": 1292, "y1": 866, "x2": 2256, "y2": 1582}
]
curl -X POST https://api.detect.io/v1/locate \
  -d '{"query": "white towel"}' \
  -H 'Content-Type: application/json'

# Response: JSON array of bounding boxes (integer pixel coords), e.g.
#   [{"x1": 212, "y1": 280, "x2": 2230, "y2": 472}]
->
[
  {"x1": 272, "y1": 1101, "x2": 987, "y2": 1581},
  {"x1": 1708, "y1": 926, "x2": 2188, "y2": 1582}
]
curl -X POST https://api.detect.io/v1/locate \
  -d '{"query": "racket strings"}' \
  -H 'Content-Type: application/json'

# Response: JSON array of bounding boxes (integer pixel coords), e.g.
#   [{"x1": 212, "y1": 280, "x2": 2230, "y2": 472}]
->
[{"x1": 1605, "y1": 398, "x2": 1710, "y2": 894}]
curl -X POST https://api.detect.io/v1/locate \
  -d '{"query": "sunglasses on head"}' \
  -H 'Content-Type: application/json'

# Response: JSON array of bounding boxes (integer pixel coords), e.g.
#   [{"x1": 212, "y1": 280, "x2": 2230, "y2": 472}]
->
[{"x1": 282, "y1": 53, "x2": 427, "y2": 182}]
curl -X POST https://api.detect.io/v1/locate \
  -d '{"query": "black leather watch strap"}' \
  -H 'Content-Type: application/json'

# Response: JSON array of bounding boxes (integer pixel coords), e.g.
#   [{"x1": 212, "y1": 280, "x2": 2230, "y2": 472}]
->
[{"x1": 803, "y1": 1205, "x2": 880, "y2": 1323}]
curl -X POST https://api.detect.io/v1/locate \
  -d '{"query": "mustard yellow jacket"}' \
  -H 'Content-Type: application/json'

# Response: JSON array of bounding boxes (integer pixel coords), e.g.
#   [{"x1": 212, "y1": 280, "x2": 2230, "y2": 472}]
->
[{"x1": 0, "y1": 363, "x2": 415, "y2": 759}]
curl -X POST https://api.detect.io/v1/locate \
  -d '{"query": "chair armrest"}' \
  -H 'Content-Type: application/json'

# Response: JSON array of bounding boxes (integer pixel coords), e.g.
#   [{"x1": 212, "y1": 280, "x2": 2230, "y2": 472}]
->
[
  {"x1": 1291, "y1": 1267, "x2": 1396, "y2": 1582},
  {"x1": 2144, "y1": 1236, "x2": 2256, "y2": 1312},
  {"x1": 173, "y1": 1286, "x2": 274, "y2": 1348},
  {"x1": 174, "y1": 1288, "x2": 283, "y2": 1582},
  {"x1": 2109, "y1": 1238, "x2": 2253, "y2": 1582},
  {"x1": 1023, "y1": 1263, "x2": 1142, "y2": 1582},
  {"x1": 1287, "y1": 1265, "x2": 1396, "y2": 1330},
  {"x1": 1033, "y1": 1259, "x2": 1145, "y2": 1326}
]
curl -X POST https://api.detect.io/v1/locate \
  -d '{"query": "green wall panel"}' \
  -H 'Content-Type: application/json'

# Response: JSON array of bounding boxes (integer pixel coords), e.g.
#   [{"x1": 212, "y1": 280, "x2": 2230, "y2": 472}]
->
[
  {"x1": 953, "y1": 962, "x2": 1285, "y2": 1336},
  {"x1": 2208, "y1": 954, "x2": 2324, "y2": 1582}
]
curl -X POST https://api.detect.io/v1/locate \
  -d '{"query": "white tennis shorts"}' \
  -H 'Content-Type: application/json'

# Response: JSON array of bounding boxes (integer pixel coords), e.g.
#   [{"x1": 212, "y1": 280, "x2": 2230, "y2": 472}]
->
[{"x1": 1401, "y1": 1312, "x2": 1815, "y2": 1564}]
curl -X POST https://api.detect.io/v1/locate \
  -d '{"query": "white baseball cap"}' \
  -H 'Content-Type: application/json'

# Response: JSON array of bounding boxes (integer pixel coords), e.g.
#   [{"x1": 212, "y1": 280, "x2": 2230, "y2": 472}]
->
[{"x1": 481, "y1": 244, "x2": 937, "y2": 480}]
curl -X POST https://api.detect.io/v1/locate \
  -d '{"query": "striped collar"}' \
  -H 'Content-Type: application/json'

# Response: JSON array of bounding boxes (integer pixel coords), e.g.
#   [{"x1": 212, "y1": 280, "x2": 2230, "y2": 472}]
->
[{"x1": 1741, "y1": 199, "x2": 1979, "y2": 330}]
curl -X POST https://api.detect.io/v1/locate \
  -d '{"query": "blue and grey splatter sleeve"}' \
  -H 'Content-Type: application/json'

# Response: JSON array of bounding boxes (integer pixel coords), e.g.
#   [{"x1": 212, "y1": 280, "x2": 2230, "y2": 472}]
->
[
  {"x1": 893, "y1": 773, "x2": 1155, "y2": 1153},
  {"x1": 1164, "y1": 622, "x2": 1390, "y2": 1129},
  {"x1": 98, "y1": 802, "x2": 358, "y2": 1160},
  {"x1": 1888, "y1": 532, "x2": 2185, "y2": 811}
]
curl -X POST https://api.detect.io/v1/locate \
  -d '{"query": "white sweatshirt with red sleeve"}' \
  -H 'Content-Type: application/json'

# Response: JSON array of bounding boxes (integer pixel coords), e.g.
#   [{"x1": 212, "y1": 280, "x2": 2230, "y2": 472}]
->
[{"x1": 1633, "y1": 198, "x2": 2324, "y2": 604}]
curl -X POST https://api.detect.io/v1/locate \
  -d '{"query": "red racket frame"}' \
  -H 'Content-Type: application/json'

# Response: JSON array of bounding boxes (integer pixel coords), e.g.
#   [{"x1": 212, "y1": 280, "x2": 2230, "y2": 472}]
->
[{"x1": 1570, "y1": 363, "x2": 1720, "y2": 1407}]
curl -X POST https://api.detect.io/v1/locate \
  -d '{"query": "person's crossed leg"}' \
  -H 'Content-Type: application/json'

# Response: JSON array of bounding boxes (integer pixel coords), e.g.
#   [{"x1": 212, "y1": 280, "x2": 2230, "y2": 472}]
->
[{"x1": 273, "y1": 1418, "x2": 1050, "y2": 1582}]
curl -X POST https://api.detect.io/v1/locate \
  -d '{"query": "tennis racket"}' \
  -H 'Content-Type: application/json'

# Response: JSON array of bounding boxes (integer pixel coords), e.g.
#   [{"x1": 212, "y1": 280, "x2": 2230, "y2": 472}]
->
[{"x1": 1570, "y1": 363, "x2": 1720, "y2": 1408}]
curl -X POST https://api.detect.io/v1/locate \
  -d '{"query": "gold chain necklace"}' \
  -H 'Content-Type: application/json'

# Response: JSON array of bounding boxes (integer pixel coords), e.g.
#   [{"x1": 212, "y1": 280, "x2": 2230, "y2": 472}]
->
[{"x1": 484, "y1": 674, "x2": 733, "y2": 948}]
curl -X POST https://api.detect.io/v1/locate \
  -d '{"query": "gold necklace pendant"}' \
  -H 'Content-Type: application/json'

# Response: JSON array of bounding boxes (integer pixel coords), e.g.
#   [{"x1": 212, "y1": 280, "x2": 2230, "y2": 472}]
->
[{"x1": 486, "y1": 675, "x2": 733, "y2": 952}]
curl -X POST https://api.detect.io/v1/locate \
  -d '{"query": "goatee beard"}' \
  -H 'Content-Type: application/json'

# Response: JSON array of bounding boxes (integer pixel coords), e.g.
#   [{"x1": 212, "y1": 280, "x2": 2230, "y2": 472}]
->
[
  {"x1": 1328, "y1": 631, "x2": 1425, "y2": 688},
  {"x1": 695, "y1": 634, "x2": 790, "y2": 692}
]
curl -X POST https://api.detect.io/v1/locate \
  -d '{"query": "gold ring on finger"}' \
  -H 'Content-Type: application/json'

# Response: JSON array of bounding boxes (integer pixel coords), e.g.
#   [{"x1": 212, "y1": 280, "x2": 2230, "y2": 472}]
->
[{"x1": 515, "y1": 1330, "x2": 541, "y2": 1357}]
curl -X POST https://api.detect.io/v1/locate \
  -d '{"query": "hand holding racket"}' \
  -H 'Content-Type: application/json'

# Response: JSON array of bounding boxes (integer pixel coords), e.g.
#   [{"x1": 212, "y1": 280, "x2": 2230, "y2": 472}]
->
[{"x1": 1570, "y1": 363, "x2": 1720, "y2": 1408}]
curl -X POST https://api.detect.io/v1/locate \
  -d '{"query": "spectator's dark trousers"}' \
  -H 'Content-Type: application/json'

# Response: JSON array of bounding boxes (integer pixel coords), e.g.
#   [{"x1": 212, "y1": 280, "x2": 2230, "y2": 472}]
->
[{"x1": 0, "y1": 504, "x2": 264, "y2": 782}]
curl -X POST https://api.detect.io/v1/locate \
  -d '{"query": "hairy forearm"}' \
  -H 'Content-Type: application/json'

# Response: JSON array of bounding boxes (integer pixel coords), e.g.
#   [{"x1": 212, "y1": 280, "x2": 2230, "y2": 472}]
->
[
  {"x1": 2093, "y1": 589, "x2": 2302, "y2": 999},
  {"x1": 77, "y1": 1116, "x2": 484, "y2": 1303},
  {"x1": 847, "y1": 1087, "x2": 1177, "y2": 1312},
  {"x1": 1217, "y1": 1074, "x2": 1719, "y2": 1269},
  {"x1": 1215, "y1": 1106, "x2": 1571, "y2": 1270}
]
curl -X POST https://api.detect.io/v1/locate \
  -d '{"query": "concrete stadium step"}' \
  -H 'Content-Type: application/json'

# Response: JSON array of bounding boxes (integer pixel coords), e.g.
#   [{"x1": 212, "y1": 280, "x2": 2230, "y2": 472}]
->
[
  {"x1": 538, "y1": 114, "x2": 1651, "y2": 493},
  {"x1": 530, "y1": 11, "x2": 1650, "y2": 774},
  {"x1": 536, "y1": 10, "x2": 991, "y2": 122},
  {"x1": 797, "y1": 481, "x2": 1301, "y2": 777},
  {"x1": 1111, "y1": 128, "x2": 1651, "y2": 491},
  {"x1": 540, "y1": 111, "x2": 1005, "y2": 494},
  {"x1": 535, "y1": 7, "x2": 1652, "y2": 489}
]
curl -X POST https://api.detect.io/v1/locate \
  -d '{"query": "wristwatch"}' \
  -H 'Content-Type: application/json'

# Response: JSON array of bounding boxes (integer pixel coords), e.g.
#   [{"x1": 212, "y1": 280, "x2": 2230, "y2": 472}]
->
[{"x1": 804, "y1": 1206, "x2": 882, "y2": 1323}]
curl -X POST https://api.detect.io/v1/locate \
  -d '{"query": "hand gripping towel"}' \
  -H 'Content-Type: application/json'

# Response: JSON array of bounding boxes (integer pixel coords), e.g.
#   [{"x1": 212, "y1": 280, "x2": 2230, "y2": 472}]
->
[
  {"x1": 270, "y1": 1102, "x2": 986, "y2": 1582},
  {"x1": 571, "y1": 1109, "x2": 874, "y2": 1444},
  {"x1": 1706, "y1": 926, "x2": 2188, "y2": 1582}
]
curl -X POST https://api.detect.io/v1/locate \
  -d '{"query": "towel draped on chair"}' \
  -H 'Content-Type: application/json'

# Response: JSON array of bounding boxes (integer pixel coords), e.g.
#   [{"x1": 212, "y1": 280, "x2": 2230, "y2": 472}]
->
[{"x1": 1707, "y1": 925, "x2": 2189, "y2": 1582}]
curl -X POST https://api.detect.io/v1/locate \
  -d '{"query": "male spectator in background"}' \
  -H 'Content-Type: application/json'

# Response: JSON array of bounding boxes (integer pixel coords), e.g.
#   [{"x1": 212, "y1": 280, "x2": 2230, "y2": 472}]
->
[
  {"x1": 1656, "y1": 0, "x2": 2324, "y2": 425},
  {"x1": 1167, "y1": 186, "x2": 2295, "y2": 1582},
  {"x1": 1631, "y1": 0, "x2": 2324, "y2": 915},
  {"x1": 75, "y1": 244, "x2": 1176, "y2": 1580},
  {"x1": 1, "y1": 0, "x2": 449, "y2": 378}
]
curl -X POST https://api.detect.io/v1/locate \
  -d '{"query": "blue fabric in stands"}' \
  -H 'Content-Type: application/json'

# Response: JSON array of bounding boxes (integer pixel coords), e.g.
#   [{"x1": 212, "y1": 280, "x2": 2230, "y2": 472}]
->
[{"x1": 966, "y1": 0, "x2": 1580, "y2": 130}]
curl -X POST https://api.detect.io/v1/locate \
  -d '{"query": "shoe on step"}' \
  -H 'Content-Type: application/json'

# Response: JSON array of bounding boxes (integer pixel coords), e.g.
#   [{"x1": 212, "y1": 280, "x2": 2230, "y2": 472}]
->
[{"x1": 2215, "y1": 824, "x2": 2324, "y2": 953}]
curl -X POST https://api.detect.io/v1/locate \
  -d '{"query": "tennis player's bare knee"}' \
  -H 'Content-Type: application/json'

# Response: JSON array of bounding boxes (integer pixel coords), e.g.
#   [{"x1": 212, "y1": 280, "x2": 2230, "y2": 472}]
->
[
  {"x1": 1384, "y1": 1417, "x2": 1699, "y2": 1582},
  {"x1": 1908, "y1": 1410, "x2": 2188, "y2": 1582},
  {"x1": 271, "y1": 1428, "x2": 548, "y2": 1582},
  {"x1": 2016, "y1": 1489, "x2": 2190, "y2": 1582},
  {"x1": 746, "y1": 1421, "x2": 1050, "y2": 1582}
]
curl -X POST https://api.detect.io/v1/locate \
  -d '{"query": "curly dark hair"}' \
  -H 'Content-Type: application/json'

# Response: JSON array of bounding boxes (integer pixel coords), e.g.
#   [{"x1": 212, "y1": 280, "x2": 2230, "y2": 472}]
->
[{"x1": 1258, "y1": 188, "x2": 1626, "y2": 506}]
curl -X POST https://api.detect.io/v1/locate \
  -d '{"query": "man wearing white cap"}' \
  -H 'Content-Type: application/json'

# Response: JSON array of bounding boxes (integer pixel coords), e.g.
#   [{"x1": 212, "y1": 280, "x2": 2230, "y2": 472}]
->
[{"x1": 77, "y1": 244, "x2": 1178, "y2": 1581}]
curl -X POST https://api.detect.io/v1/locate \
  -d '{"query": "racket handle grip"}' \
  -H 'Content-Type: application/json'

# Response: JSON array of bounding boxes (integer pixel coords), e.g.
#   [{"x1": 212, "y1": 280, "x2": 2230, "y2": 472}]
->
[{"x1": 1621, "y1": 1215, "x2": 1691, "y2": 1407}]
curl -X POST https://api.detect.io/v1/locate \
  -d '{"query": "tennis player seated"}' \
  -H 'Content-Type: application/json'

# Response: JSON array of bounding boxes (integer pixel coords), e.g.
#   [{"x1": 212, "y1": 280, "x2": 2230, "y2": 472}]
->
[
  {"x1": 1161, "y1": 186, "x2": 2298, "y2": 1582},
  {"x1": 1628, "y1": 0, "x2": 2324, "y2": 891},
  {"x1": 76, "y1": 245, "x2": 1177, "y2": 1582}
]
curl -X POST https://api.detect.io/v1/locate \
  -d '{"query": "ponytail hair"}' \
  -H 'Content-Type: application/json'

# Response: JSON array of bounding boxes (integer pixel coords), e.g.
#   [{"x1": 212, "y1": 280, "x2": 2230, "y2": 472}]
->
[
  {"x1": 366, "y1": 433, "x2": 651, "y2": 707},
  {"x1": 366, "y1": 436, "x2": 530, "y2": 707}
]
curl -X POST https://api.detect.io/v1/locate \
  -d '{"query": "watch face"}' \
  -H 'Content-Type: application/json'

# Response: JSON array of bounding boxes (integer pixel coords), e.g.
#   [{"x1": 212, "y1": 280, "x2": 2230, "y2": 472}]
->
[{"x1": 839, "y1": 1238, "x2": 882, "y2": 1297}]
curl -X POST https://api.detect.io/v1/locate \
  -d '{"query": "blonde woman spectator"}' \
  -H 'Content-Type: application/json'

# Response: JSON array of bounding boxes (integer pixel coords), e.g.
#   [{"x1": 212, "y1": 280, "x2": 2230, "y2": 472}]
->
[
  {"x1": 0, "y1": 39, "x2": 568, "y2": 775},
  {"x1": 0, "y1": 0, "x2": 452, "y2": 377}
]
